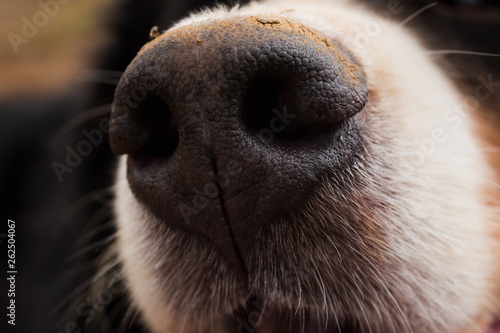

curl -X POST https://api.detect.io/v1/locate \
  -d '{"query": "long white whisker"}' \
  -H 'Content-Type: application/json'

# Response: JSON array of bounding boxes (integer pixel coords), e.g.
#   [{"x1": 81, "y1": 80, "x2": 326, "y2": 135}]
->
[
  {"x1": 426, "y1": 50, "x2": 500, "y2": 57},
  {"x1": 364, "y1": 259, "x2": 413, "y2": 333},
  {"x1": 398, "y1": 2, "x2": 438, "y2": 27},
  {"x1": 51, "y1": 257, "x2": 119, "y2": 316},
  {"x1": 65, "y1": 234, "x2": 117, "y2": 262},
  {"x1": 76, "y1": 221, "x2": 116, "y2": 245},
  {"x1": 77, "y1": 69, "x2": 124, "y2": 85},
  {"x1": 62, "y1": 187, "x2": 114, "y2": 219},
  {"x1": 50, "y1": 103, "x2": 112, "y2": 148}
]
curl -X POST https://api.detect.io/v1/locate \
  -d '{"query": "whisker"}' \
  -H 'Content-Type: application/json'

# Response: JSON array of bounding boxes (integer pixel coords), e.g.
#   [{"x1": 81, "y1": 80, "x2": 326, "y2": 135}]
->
[
  {"x1": 53, "y1": 258, "x2": 121, "y2": 330},
  {"x1": 78, "y1": 69, "x2": 124, "y2": 85},
  {"x1": 426, "y1": 50, "x2": 500, "y2": 57},
  {"x1": 78, "y1": 77, "x2": 121, "y2": 86},
  {"x1": 65, "y1": 234, "x2": 117, "y2": 262},
  {"x1": 479, "y1": 147, "x2": 500, "y2": 152},
  {"x1": 119, "y1": 305, "x2": 139, "y2": 333},
  {"x1": 398, "y1": 2, "x2": 438, "y2": 27},
  {"x1": 486, "y1": 179, "x2": 500, "y2": 190},
  {"x1": 308, "y1": 249, "x2": 329, "y2": 329},
  {"x1": 50, "y1": 103, "x2": 112, "y2": 149},
  {"x1": 82, "y1": 69, "x2": 124, "y2": 78},
  {"x1": 356, "y1": 296, "x2": 373, "y2": 333},
  {"x1": 364, "y1": 260, "x2": 413, "y2": 333},
  {"x1": 85, "y1": 202, "x2": 115, "y2": 230},
  {"x1": 76, "y1": 220, "x2": 116, "y2": 245},
  {"x1": 62, "y1": 187, "x2": 113, "y2": 219},
  {"x1": 51, "y1": 257, "x2": 119, "y2": 316}
]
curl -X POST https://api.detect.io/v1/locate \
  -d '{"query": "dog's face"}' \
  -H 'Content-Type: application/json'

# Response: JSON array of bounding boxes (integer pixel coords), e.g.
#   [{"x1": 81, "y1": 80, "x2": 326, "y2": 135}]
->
[{"x1": 109, "y1": 1, "x2": 500, "y2": 332}]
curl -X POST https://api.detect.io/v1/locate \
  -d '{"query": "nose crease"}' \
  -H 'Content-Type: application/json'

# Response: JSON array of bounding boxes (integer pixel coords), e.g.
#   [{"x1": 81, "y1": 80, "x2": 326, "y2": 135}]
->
[
  {"x1": 195, "y1": 36, "x2": 250, "y2": 280},
  {"x1": 109, "y1": 14, "x2": 368, "y2": 280},
  {"x1": 209, "y1": 151, "x2": 250, "y2": 281}
]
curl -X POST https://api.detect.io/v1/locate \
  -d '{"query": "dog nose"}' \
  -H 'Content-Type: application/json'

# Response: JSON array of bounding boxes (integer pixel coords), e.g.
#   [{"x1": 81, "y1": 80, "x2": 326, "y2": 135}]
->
[{"x1": 110, "y1": 15, "x2": 367, "y2": 281}]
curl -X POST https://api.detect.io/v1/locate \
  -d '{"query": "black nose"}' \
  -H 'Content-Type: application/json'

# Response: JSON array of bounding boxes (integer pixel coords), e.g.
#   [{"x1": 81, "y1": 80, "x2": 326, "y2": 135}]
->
[{"x1": 110, "y1": 15, "x2": 367, "y2": 282}]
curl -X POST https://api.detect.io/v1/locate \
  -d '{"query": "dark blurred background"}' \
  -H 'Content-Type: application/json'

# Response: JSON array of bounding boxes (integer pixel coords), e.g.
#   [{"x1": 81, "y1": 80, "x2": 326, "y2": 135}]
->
[{"x1": 0, "y1": 0, "x2": 111, "y2": 99}]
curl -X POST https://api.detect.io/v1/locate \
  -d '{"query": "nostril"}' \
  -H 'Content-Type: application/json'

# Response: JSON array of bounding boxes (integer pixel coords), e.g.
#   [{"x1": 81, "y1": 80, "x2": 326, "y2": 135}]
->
[
  {"x1": 110, "y1": 92, "x2": 179, "y2": 163},
  {"x1": 242, "y1": 76, "x2": 310, "y2": 141},
  {"x1": 139, "y1": 95, "x2": 178, "y2": 155},
  {"x1": 132, "y1": 95, "x2": 179, "y2": 162},
  {"x1": 109, "y1": 16, "x2": 369, "y2": 283}
]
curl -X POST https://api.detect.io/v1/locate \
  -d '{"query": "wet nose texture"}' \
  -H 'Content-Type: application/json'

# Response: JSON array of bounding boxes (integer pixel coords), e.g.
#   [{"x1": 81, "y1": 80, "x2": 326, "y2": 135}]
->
[{"x1": 110, "y1": 15, "x2": 368, "y2": 283}]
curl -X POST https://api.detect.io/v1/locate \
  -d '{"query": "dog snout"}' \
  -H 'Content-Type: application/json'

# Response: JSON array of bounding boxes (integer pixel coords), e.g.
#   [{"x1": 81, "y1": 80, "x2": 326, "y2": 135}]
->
[{"x1": 110, "y1": 15, "x2": 368, "y2": 281}]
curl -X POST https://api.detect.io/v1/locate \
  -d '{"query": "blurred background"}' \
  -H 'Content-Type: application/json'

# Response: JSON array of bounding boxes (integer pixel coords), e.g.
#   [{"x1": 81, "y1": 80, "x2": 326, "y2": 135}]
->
[{"x1": 0, "y1": 0, "x2": 112, "y2": 98}]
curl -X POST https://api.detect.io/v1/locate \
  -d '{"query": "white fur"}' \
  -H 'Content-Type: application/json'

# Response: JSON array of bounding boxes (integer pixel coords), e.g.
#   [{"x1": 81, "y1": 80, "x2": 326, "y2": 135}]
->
[{"x1": 114, "y1": 1, "x2": 499, "y2": 332}]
